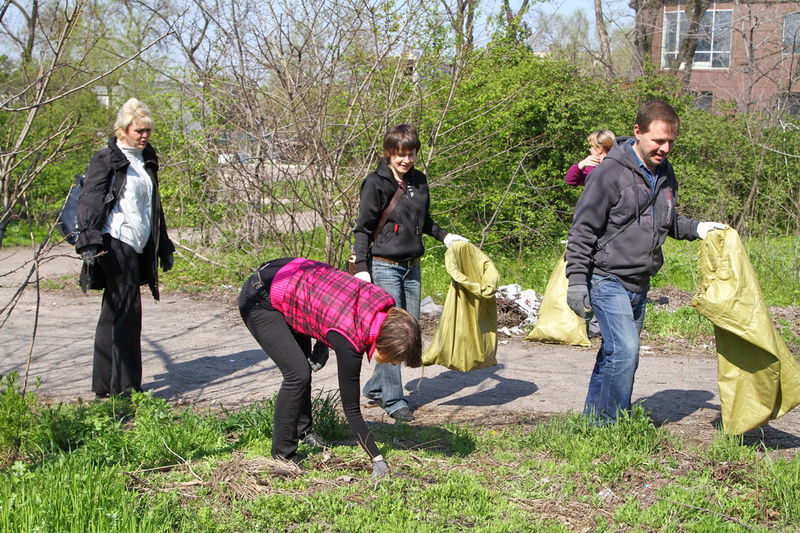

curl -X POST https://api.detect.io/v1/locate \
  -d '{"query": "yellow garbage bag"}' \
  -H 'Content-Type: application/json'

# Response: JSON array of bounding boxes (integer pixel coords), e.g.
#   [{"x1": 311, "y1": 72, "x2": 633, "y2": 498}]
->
[
  {"x1": 526, "y1": 252, "x2": 590, "y2": 347},
  {"x1": 422, "y1": 241, "x2": 499, "y2": 371},
  {"x1": 691, "y1": 228, "x2": 800, "y2": 434}
]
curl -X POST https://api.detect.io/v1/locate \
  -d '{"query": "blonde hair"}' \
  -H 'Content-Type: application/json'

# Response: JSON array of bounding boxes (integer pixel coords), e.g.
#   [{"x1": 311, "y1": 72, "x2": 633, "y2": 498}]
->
[
  {"x1": 114, "y1": 98, "x2": 154, "y2": 140},
  {"x1": 587, "y1": 129, "x2": 615, "y2": 152}
]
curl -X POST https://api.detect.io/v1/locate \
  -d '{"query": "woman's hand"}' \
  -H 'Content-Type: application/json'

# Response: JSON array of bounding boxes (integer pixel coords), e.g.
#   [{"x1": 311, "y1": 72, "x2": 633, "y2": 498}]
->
[
  {"x1": 443, "y1": 234, "x2": 469, "y2": 248},
  {"x1": 80, "y1": 245, "x2": 101, "y2": 267},
  {"x1": 577, "y1": 154, "x2": 601, "y2": 170},
  {"x1": 161, "y1": 253, "x2": 174, "y2": 272},
  {"x1": 372, "y1": 459, "x2": 389, "y2": 479}
]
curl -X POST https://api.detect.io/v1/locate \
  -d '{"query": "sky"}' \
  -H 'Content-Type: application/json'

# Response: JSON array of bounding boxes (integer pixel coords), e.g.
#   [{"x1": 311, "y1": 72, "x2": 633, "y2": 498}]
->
[
  {"x1": 472, "y1": 0, "x2": 635, "y2": 48},
  {"x1": 507, "y1": 0, "x2": 633, "y2": 17}
]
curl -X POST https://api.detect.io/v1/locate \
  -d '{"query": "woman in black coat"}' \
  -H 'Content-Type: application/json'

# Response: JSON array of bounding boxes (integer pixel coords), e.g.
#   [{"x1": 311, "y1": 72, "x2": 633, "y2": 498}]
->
[
  {"x1": 75, "y1": 98, "x2": 175, "y2": 398},
  {"x1": 352, "y1": 124, "x2": 467, "y2": 421}
]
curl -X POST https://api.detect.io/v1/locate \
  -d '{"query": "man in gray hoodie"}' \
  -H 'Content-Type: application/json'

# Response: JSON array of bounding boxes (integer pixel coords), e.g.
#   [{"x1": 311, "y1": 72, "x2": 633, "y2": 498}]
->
[{"x1": 565, "y1": 100, "x2": 727, "y2": 424}]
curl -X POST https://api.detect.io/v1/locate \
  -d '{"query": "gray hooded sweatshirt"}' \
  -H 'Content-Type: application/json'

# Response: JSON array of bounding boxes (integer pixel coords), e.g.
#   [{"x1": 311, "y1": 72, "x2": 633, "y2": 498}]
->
[{"x1": 566, "y1": 136, "x2": 700, "y2": 293}]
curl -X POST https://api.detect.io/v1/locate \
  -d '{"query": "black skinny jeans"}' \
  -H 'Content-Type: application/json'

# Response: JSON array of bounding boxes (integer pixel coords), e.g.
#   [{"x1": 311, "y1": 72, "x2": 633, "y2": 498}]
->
[
  {"x1": 92, "y1": 234, "x2": 146, "y2": 396},
  {"x1": 239, "y1": 259, "x2": 382, "y2": 460},
  {"x1": 238, "y1": 261, "x2": 313, "y2": 459}
]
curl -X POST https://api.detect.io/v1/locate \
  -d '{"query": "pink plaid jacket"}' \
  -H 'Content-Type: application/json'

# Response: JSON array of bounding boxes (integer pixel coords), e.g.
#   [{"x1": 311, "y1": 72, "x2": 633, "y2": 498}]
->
[{"x1": 270, "y1": 259, "x2": 395, "y2": 359}]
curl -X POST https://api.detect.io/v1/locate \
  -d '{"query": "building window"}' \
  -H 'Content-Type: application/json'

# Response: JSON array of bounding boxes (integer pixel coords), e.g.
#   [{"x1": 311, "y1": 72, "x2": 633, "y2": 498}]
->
[
  {"x1": 662, "y1": 9, "x2": 732, "y2": 69},
  {"x1": 694, "y1": 91, "x2": 713, "y2": 111},
  {"x1": 785, "y1": 13, "x2": 800, "y2": 54},
  {"x1": 780, "y1": 93, "x2": 800, "y2": 115}
]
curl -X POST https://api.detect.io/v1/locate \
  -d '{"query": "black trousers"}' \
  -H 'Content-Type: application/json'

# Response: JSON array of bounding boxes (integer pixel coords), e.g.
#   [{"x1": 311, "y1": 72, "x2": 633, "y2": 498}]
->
[
  {"x1": 92, "y1": 235, "x2": 145, "y2": 396},
  {"x1": 238, "y1": 261, "x2": 313, "y2": 459}
]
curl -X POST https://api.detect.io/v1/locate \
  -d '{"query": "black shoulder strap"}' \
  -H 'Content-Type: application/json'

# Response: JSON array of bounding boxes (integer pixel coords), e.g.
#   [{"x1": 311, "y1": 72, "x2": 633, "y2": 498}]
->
[
  {"x1": 372, "y1": 181, "x2": 405, "y2": 241},
  {"x1": 595, "y1": 192, "x2": 658, "y2": 252}
]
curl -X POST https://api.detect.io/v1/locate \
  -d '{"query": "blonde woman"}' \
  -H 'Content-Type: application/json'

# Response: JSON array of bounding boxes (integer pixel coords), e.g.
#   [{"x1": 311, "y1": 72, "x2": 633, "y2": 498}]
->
[
  {"x1": 565, "y1": 129, "x2": 615, "y2": 186},
  {"x1": 75, "y1": 98, "x2": 175, "y2": 398}
]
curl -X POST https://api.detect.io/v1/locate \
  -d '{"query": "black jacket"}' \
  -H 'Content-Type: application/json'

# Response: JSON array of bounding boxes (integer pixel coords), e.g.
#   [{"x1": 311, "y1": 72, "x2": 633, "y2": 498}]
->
[
  {"x1": 353, "y1": 160, "x2": 448, "y2": 271},
  {"x1": 75, "y1": 136, "x2": 174, "y2": 300},
  {"x1": 566, "y1": 137, "x2": 700, "y2": 293}
]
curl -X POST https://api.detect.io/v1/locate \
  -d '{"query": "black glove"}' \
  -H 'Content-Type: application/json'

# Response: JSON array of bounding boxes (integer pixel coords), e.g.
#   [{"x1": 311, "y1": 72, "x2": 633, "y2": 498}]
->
[
  {"x1": 161, "y1": 253, "x2": 174, "y2": 272},
  {"x1": 567, "y1": 284, "x2": 591, "y2": 318},
  {"x1": 308, "y1": 341, "x2": 329, "y2": 372},
  {"x1": 80, "y1": 245, "x2": 100, "y2": 267},
  {"x1": 371, "y1": 459, "x2": 389, "y2": 479}
]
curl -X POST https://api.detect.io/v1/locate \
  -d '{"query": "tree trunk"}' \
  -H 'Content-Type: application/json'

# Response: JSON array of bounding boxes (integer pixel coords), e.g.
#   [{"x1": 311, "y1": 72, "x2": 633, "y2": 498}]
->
[
  {"x1": 442, "y1": 0, "x2": 476, "y2": 60},
  {"x1": 629, "y1": 0, "x2": 663, "y2": 79},
  {"x1": 501, "y1": 0, "x2": 531, "y2": 41},
  {"x1": 593, "y1": 0, "x2": 614, "y2": 77},
  {"x1": 668, "y1": 0, "x2": 712, "y2": 86}
]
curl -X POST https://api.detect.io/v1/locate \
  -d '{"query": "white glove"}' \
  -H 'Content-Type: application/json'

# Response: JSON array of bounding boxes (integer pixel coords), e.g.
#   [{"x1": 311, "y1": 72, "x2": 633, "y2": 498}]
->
[
  {"x1": 697, "y1": 222, "x2": 729, "y2": 239},
  {"x1": 354, "y1": 271, "x2": 371, "y2": 283},
  {"x1": 443, "y1": 233, "x2": 469, "y2": 248}
]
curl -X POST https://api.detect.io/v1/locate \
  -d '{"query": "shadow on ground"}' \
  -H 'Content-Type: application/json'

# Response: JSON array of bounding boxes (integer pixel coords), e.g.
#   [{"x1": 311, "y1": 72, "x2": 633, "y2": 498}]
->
[
  {"x1": 742, "y1": 424, "x2": 800, "y2": 450},
  {"x1": 637, "y1": 389, "x2": 718, "y2": 424},
  {"x1": 341, "y1": 419, "x2": 478, "y2": 457},
  {"x1": 149, "y1": 349, "x2": 268, "y2": 398},
  {"x1": 640, "y1": 389, "x2": 800, "y2": 451},
  {"x1": 405, "y1": 364, "x2": 538, "y2": 409}
]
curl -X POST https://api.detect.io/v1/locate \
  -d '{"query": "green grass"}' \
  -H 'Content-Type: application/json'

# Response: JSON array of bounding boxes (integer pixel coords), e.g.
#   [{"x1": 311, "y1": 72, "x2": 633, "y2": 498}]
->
[
  {"x1": 644, "y1": 306, "x2": 714, "y2": 341},
  {"x1": 656, "y1": 236, "x2": 799, "y2": 306},
  {"x1": 0, "y1": 223, "x2": 52, "y2": 247},
  {"x1": 2, "y1": 374, "x2": 799, "y2": 532}
]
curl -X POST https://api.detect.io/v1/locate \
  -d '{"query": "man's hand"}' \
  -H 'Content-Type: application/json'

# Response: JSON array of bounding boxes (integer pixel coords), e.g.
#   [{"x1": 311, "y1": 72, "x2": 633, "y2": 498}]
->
[
  {"x1": 567, "y1": 284, "x2": 591, "y2": 318},
  {"x1": 354, "y1": 271, "x2": 371, "y2": 283},
  {"x1": 161, "y1": 253, "x2": 175, "y2": 272},
  {"x1": 372, "y1": 459, "x2": 389, "y2": 479},
  {"x1": 443, "y1": 233, "x2": 469, "y2": 248},
  {"x1": 80, "y1": 245, "x2": 100, "y2": 267},
  {"x1": 697, "y1": 222, "x2": 729, "y2": 239}
]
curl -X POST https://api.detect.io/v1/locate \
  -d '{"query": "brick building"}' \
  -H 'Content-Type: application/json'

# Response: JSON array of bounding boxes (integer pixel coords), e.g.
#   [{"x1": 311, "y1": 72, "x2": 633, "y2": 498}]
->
[{"x1": 649, "y1": 0, "x2": 799, "y2": 114}]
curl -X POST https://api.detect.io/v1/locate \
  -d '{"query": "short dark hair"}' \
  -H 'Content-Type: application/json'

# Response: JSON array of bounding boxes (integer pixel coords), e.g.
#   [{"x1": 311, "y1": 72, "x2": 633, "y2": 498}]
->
[
  {"x1": 383, "y1": 124, "x2": 421, "y2": 161},
  {"x1": 635, "y1": 100, "x2": 680, "y2": 133},
  {"x1": 375, "y1": 307, "x2": 422, "y2": 368}
]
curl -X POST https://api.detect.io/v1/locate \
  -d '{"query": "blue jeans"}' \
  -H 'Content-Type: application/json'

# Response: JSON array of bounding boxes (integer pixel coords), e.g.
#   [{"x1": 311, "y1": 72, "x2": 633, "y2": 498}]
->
[
  {"x1": 583, "y1": 273, "x2": 648, "y2": 424},
  {"x1": 362, "y1": 258, "x2": 421, "y2": 415}
]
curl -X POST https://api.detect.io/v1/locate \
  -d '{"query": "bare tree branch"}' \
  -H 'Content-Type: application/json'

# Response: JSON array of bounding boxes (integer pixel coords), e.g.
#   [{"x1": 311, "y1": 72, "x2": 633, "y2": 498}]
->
[{"x1": 0, "y1": 30, "x2": 175, "y2": 112}]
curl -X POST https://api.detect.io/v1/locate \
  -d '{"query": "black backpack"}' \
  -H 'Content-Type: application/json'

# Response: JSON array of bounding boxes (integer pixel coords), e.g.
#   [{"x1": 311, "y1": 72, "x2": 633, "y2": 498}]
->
[{"x1": 56, "y1": 174, "x2": 84, "y2": 245}]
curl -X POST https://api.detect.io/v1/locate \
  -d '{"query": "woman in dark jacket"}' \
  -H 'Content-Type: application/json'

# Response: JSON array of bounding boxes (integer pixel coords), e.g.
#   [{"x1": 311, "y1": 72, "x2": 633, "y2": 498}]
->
[
  {"x1": 352, "y1": 124, "x2": 466, "y2": 421},
  {"x1": 239, "y1": 257, "x2": 422, "y2": 477},
  {"x1": 75, "y1": 98, "x2": 175, "y2": 398}
]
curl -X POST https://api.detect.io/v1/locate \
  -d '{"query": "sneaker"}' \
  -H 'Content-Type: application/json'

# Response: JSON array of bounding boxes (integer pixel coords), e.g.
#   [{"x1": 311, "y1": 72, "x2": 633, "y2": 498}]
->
[
  {"x1": 301, "y1": 431, "x2": 327, "y2": 448},
  {"x1": 390, "y1": 406, "x2": 414, "y2": 422}
]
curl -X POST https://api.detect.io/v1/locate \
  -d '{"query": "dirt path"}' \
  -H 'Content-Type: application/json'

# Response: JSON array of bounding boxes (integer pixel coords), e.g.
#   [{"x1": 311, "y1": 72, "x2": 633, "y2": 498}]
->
[{"x1": 1, "y1": 243, "x2": 798, "y2": 453}]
